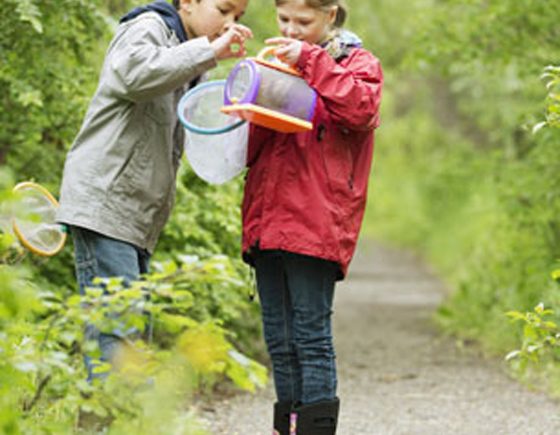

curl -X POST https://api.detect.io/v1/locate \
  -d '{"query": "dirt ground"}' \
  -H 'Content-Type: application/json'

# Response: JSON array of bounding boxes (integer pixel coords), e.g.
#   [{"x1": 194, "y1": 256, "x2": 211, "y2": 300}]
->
[{"x1": 199, "y1": 242, "x2": 560, "y2": 434}]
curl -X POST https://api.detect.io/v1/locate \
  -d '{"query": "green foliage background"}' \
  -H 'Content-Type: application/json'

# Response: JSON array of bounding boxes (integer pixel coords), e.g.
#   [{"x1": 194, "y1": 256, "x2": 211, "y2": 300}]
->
[{"x1": 359, "y1": 0, "x2": 560, "y2": 391}]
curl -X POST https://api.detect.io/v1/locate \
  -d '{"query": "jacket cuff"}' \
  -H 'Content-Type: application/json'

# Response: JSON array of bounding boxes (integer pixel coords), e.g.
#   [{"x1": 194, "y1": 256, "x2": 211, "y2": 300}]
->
[{"x1": 296, "y1": 41, "x2": 314, "y2": 72}]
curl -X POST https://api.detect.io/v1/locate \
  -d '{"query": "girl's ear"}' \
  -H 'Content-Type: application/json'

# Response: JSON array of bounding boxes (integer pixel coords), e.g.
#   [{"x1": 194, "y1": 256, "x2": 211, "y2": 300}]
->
[{"x1": 327, "y1": 6, "x2": 338, "y2": 27}]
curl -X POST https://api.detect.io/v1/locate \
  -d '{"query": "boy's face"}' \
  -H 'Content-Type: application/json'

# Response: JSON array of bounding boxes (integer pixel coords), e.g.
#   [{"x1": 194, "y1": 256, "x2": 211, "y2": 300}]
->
[
  {"x1": 180, "y1": 0, "x2": 248, "y2": 41},
  {"x1": 276, "y1": 0, "x2": 337, "y2": 45}
]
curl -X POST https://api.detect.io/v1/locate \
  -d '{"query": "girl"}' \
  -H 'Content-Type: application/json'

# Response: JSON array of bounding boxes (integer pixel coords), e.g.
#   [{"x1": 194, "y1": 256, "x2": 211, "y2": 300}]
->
[
  {"x1": 57, "y1": 0, "x2": 252, "y2": 382},
  {"x1": 241, "y1": 0, "x2": 383, "y2": 433}
]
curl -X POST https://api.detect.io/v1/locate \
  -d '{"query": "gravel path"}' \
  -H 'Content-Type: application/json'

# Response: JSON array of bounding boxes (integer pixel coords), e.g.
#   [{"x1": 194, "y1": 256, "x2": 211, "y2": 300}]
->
[{"x1": 199, "y1": 242, "x2": 560, "y2": 434}]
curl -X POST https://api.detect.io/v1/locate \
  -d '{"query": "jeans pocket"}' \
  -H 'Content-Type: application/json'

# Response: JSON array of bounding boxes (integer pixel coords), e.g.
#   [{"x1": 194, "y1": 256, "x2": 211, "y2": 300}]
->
[
  {"x1": 71, "y1": 227, "x2": 98, "y2": 294},
  {"x1": 71, "y1": 227, "x2": 95, "y2": 263},
  {"x1": 76, "y1": 258, "x2": 97, "y2": 295}
]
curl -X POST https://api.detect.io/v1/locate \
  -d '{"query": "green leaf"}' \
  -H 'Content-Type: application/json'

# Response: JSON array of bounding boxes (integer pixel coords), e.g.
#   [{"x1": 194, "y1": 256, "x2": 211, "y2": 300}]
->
[
  {"x1": 505, "y1": 311, "x2": 526, "y2": 321},
  {"x1": 505, "y1": 350, "x2": 520, "y2": 361},
  {"x1": 532, "y1": 121, "x2": 547, "y2": 135},
  {"x1": 16, "y1": 0, "x2": 43, "y2": 33}
]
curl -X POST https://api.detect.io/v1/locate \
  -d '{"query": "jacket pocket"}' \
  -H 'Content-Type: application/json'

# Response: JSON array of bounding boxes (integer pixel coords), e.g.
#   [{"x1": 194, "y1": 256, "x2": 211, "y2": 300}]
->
[{"x1": 320, "y1": 128, "x2": 354, "y2": 197}]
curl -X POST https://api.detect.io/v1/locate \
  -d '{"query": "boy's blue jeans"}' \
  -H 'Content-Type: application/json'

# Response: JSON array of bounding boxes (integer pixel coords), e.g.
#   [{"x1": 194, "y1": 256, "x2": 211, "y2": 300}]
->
[
  {"x1": 254, "y1": 249, "x2": 338, "y2": 405},
  {"x1": 71, "y1": 226, "x2": 150, "y2": 382}
]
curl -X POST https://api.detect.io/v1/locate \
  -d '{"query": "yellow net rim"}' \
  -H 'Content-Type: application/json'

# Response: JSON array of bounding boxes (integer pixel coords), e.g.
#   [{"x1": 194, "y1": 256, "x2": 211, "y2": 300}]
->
[{"x1": 12, "y1": 181, "x2": 67, "y2": 256}]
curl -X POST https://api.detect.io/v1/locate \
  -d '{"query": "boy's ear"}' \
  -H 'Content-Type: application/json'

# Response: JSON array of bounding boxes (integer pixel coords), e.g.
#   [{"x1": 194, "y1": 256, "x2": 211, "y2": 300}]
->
[{"x1": 179, "y1": 0, "x2": 195, "y2": 13}]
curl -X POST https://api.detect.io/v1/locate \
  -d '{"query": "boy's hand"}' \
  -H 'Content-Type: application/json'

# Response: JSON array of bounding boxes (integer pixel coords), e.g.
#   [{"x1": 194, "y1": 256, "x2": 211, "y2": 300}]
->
[
  {"x1": 211, "y1": 24, "x2": 253, "y2": 60},
  {"x1": 265, "y1": 37, "x2": 303, "y2": 66}
]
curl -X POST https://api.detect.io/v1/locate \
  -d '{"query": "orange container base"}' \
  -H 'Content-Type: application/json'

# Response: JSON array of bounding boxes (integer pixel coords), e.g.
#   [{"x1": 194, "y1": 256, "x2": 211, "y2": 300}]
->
[{"x1": 221, "y1": 104, "x2": 312, "y2": 133}]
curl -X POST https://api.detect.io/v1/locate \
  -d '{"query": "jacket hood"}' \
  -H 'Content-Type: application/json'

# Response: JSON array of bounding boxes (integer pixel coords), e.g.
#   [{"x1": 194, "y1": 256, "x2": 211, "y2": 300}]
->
[{"x1": 120, "y1": 0, "x2": 188, "y2": 43}]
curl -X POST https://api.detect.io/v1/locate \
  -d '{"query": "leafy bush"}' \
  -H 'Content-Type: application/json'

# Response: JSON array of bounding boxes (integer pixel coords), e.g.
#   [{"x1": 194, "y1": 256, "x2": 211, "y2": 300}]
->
[{"x1": 1, "y1": 207, "x2": 267, "y2": 433}]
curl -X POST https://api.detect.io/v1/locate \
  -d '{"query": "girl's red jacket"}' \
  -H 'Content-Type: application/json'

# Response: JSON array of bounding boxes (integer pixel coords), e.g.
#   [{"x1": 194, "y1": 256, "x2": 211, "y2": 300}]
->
[{"x1": 242, "y1": 41, "x2": 384, "y2": 279}]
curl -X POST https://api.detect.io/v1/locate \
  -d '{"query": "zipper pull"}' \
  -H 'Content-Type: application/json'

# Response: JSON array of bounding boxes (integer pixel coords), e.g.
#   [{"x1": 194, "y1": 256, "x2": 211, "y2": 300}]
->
[{"x1": 316, "y1": 124, "x2": 326, "y2": 142}]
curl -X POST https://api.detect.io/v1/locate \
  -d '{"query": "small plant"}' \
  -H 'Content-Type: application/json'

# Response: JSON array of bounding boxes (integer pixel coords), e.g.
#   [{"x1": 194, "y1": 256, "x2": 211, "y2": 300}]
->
[
  {"x1": 505, "y1": 269, "x2": 560, "y2": 373},
  {"x1": 533, "y1": 65, "x2": 560, "y2": 133}
]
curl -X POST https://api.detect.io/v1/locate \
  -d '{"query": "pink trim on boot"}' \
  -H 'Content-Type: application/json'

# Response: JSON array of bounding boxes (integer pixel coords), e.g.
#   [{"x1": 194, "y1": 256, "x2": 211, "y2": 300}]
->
[{"x1": 289, "y1": 412, "x2": 297, "y2": 435}]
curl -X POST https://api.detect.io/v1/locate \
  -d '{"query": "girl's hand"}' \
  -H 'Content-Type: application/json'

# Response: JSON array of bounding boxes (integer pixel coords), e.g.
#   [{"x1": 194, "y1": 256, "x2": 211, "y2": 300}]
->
[
  {"x1": 211, "y1": 24, "x2": 253, "y2": 60},
  {"x1": 265, "y1": 37, "x2": 303, "y2": 66}
]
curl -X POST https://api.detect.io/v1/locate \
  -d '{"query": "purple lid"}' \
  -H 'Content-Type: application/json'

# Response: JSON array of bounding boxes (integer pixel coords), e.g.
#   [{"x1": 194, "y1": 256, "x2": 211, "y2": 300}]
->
[
  {"x1": 224, "y1": 59, "x2": 261, "y2": 106},
  {"x1": 306, "y1": 90, "x2": 318, "y2": 121}
]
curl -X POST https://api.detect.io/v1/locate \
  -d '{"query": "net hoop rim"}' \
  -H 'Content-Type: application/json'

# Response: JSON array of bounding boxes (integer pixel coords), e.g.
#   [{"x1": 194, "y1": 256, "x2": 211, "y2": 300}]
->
[
  {"x1": 12, "y1": 181, "x2": 66, "y2": 256},
  {"x1": 177, "y1": 80, "x2": 246, "y2": 135}
]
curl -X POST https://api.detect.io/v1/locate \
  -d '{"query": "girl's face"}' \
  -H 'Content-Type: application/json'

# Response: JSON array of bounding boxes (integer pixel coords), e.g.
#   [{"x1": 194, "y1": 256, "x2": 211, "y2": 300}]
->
[
  {"x1": 180, "y1": 0, "x2": 248, "y2": 41},
  {"x1": 275, "y1": 0, "x2": 337, "y2": 45}
]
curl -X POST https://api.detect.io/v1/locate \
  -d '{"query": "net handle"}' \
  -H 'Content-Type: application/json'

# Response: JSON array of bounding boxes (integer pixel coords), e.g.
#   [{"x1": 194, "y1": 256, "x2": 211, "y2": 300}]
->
[{"x1": 255, "y1": 46, "x2": 301, "y2": 76}]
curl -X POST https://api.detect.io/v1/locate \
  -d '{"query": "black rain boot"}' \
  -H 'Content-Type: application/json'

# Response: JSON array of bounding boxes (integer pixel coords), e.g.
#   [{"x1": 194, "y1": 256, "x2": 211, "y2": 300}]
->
[
  {"x1": 294, "y1": 398, "x2": 339, "y2": 435},
  {"x1": 273, "y1": 401, "x2": 294, "y2": 435}
]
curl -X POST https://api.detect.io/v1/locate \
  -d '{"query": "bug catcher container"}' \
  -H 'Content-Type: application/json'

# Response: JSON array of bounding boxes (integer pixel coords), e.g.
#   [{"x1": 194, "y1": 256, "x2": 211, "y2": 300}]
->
[{"x1": 222, "y1": 49, "x2": 317, "y2": 133}]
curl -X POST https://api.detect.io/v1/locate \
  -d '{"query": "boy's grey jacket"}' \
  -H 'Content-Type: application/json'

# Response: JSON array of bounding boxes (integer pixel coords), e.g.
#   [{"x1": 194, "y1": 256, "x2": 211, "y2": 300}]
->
[{"x1": 57, "y1": 12, "x2": 216, "y2": 252}]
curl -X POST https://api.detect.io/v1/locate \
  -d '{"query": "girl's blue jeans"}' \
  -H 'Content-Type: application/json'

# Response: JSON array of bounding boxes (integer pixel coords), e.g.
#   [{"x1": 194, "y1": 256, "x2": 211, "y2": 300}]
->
[
  {"x1": 254, "y1": 249, "x2": 338, "y2": 405},
  {"x1": 71, "y1": 226, "x2": 150, "y2": 382}
]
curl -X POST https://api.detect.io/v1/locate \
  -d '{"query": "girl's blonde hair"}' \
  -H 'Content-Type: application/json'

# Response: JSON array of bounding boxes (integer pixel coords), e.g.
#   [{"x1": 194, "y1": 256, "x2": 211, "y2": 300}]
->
[{"x1": 275, "y1": 0, "x2": 348, "y2": 28}]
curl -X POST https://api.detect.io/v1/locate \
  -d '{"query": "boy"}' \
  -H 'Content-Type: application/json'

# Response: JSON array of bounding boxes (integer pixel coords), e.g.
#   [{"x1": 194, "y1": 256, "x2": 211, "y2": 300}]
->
[{"x1": 57, "y1": 0, "x2": 252, "y2": 381}]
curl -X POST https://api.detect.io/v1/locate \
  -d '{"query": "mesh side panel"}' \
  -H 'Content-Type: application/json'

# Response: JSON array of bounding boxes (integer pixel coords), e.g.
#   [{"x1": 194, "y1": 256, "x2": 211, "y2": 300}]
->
[{"x1": 184, "y1": 123, "x2": 248, "y2": 184}]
